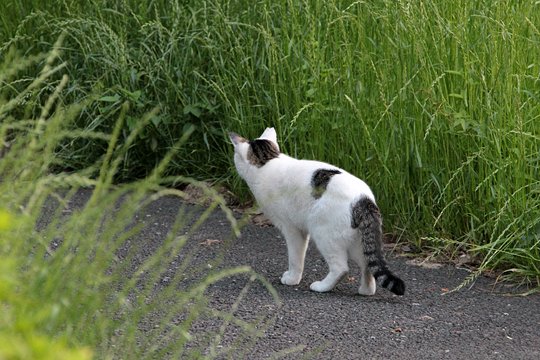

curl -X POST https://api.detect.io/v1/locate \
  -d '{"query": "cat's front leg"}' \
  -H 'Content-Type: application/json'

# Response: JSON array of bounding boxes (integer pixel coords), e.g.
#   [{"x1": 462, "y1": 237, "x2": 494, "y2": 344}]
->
[
  {"x1": 280, "y1": 270, "x2": 302, "y2": 286},
  {"x1": 279, "y1": 226, "x2": 309, "y2": 286}
]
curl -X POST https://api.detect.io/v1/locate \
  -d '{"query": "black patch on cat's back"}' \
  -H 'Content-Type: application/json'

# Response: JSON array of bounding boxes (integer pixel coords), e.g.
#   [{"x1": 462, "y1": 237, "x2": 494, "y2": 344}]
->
[
  {"x1": 311, "y1": 169, "x2": 341, "y2": 199},
  {"x1": 248, "y1": 139, "x2": 280, "y2": 167}
]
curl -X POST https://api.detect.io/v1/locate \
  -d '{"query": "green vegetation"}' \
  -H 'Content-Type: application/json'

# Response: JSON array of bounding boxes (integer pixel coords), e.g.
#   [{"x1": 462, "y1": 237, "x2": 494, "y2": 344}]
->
[
  {"x1": 0, "y1": 41, "x2": 278, "y2": 358},
  {"x1": 1, "y1": 1, "x2": 539, "y2": 357},
  {"x1": 1, "y1": 0, "x2": 538, "y2": 290}
]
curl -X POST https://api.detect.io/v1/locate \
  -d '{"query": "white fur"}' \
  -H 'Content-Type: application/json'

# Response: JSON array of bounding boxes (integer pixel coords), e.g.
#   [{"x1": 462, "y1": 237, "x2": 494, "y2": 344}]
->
[
  {"x1": 231, "y1": 128, "x2": 377, "y2": 295},
  {"x1": 258, "y1": 127, "x2": 278, "y2": 146}
]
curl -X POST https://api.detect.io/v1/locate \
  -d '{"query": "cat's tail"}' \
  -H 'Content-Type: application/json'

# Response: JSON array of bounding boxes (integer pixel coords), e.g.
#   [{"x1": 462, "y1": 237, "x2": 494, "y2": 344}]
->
[{"x1": 351, "y1": 197, "x2": 405, "y2": 295}]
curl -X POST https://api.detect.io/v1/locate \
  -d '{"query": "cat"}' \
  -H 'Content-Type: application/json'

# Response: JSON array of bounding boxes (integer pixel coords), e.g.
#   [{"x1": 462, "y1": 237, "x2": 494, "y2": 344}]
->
[{"x1": 229, "y1": 127, "x2": 405, "y2": 296}]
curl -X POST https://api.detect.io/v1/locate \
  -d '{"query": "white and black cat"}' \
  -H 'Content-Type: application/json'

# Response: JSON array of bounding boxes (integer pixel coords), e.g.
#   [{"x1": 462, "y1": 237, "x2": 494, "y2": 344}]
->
[{"x1": 229, "y1": 128, "x2": 405, "y2": 296}]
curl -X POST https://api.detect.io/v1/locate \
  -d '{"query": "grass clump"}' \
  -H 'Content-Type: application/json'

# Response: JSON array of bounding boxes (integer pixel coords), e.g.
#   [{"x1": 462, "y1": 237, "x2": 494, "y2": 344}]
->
[
  {"x1": 0, "y1": 41, "x2": 279, "y2": 358},
  {"x1": 1, "y1": 0, "x2": 539, "y2": 286}
]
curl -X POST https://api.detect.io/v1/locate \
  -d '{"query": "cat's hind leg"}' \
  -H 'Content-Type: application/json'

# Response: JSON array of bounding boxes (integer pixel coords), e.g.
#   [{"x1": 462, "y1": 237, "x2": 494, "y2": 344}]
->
[
  {"x1": 358, "y1": 269, "x2": 376, "y2": 296},
  {"x1": 349, "y1": 242, "x2": 376, "y2": 296},
  {"x1": 309, "y1": 238, "x2": 349, "y2": 292},
  {"x1": 280, "y1": 226, "x2": 309, "y2": 286}
]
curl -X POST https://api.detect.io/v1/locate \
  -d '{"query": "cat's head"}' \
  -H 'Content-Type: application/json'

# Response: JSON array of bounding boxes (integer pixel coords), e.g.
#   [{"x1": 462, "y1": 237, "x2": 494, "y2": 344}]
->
[{"x1": 229, "y1": 127, "x2": 280, "y2": 179}]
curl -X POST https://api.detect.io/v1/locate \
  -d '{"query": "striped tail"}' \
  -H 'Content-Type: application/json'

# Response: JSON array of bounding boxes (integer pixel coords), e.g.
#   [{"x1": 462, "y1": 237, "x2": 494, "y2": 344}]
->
[{"x1": 351, "y1": 197, "x2": 405, "y2": 295}]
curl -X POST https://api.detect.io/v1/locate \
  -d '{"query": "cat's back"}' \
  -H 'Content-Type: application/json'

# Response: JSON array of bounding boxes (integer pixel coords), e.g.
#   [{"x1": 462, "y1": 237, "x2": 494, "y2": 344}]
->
[
  {"x1": 255, "y1": 155, "x2": 327, "y2": 184},
  {"x1": 296, "y1": 158, "x2": 372, "y2": 199},
  {"x1": 253, "y1": 154, "x2": 374, "y2": 202},
  {"x1": 307, "y1": 162, "x2": 375, "y2": 232},
  {"x1": 254, "y1": 155, "x2": 375, "y2": 229},
  {"x1": 324, "y1": 168, "x2": 374, "y2": 201},
  {"x1": 284, "y1": 157, "x2": 374, "y2": 201}
]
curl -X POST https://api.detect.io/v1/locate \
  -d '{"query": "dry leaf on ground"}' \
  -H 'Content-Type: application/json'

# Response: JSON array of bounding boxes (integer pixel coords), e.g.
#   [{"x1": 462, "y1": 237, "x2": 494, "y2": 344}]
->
[{"x1": 199, "y1": 239, "x2": 222, "y2": 246}]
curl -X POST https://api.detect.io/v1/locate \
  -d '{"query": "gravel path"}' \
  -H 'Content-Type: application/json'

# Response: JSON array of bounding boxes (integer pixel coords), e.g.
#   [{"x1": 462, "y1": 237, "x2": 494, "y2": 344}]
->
[
  {"x1": 135, "y1": 194, "x2": 540, "y2": 360},
  {"x1": 45, "y1": 190, "x2": 540, "y2": 359}
]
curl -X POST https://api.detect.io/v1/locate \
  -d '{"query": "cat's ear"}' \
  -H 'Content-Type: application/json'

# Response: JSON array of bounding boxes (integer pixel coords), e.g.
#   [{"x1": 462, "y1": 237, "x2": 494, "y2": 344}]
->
[
  {"x1": 229, "y1": 132, "x2": 247, "y2": 146},
  {"x1": 259, "y1": 127, "x2": 278, "y2": 144}
]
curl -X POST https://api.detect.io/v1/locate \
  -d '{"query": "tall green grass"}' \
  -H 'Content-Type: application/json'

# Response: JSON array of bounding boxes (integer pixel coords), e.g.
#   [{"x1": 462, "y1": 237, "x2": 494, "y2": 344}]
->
[
  {"x1": 0, "y1": 42, "x2": 279, "y2": 358},
  {"x1": 1, "y1": 0, "x2": 539, "y2": 286}
]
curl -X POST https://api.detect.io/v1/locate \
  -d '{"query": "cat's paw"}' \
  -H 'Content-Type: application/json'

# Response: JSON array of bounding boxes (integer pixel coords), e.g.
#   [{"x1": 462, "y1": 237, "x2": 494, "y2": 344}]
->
[
  {"x1": 358, "y1": 284, "x2": 376, "y2": 296},
  {"x1": 309, "y1": 281, "x2": 331, "y2": 292},
  {"x1": 358, "y1": 274, "x2": 376, "y2": 296},
  {"x1": 280, "y1": 271, "x2": 301, "y2": 286}
]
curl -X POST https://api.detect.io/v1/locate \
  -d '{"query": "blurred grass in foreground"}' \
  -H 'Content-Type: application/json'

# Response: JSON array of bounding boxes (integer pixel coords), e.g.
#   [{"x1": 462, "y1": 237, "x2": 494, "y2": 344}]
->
[{"x1": 0, "y1": 40, "x2": 279, "y2": 359}]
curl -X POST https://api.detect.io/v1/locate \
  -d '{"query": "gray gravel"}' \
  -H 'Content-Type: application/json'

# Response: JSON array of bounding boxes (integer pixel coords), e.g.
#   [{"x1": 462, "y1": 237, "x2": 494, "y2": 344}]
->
[
  {"x1": 190, "y1": 204, "x2": 540, "y2": 360},
  {"x1": 44, "y1": 190, "x2": 540, "y2": 359}
]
